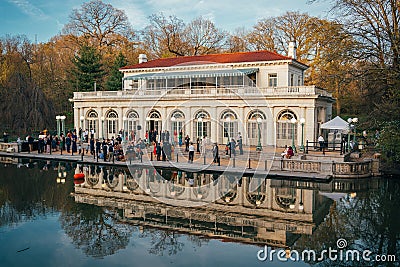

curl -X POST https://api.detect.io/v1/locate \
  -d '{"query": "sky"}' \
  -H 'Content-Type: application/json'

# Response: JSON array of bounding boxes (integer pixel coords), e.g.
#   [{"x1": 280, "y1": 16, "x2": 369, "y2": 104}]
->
[{"x1": 0, "y1": 0, "x2": 333, "y2": 43}]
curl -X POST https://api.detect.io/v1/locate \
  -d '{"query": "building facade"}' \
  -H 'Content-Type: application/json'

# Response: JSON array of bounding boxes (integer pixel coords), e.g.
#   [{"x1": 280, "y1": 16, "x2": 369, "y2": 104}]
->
[{"x1": 72, "y1": 44, "x2": 334, "y2": 147}]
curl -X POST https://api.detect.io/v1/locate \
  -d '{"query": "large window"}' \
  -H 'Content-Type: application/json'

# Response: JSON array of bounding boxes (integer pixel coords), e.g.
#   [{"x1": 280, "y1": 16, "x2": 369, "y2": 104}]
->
[
  {"x1": 86, "y1": 110, "x2": 98, "y2": 136},
  {"x1": 106, "y1": 110, "x2": 118, "y2": 136},
  {"x1": 146, "y1": 110, "x2": 162, "y2": 137},
  {"x1": 247, "y1": 110, "x2": 267, "y2": 146},
  {"x1": 276, "y1": 110, "x2": 297, "y2": 145},
  {"x1": 171, "y1": 110, "x2": 185, "y2": 136},
  {"x1": 194, "y1": 110, "x2": 210, "y2": 139},
  {"x1": 268, "y1": 73, "x2": 278, "y2": 87},
  {"x1": 126, "y1": 110, "x2": 139, "y2": 138},
  {"x1": 220, "y1": 110, "x2": 238, "y2": 144}
]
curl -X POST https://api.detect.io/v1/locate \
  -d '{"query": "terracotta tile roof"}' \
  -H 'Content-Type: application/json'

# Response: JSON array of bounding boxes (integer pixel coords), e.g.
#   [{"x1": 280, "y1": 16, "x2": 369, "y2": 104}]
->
[{"x1": 120, "y1": 50, "x2": 292, "y2": 70}]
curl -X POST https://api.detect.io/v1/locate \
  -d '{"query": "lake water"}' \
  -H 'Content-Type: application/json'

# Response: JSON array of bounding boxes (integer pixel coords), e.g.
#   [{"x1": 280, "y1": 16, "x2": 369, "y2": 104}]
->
[{"x1": 0, "y1": 158, "x2": 399, "y2": 267}]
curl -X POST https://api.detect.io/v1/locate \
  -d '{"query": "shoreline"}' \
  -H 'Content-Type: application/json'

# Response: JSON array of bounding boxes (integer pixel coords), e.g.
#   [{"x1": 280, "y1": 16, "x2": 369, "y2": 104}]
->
[{"x1": 0, "y1": 151, "x2": 333, "y2": 182}]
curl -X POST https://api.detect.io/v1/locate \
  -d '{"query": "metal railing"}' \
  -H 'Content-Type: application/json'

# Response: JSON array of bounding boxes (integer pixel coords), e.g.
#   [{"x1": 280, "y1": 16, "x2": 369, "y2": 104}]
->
[{"x1": 306, "y1": 140, "x2": 346, "y2": 155}]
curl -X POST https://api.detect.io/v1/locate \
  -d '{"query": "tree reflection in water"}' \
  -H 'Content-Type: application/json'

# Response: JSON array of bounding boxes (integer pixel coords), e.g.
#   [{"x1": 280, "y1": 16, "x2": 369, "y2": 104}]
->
[
  {"x1": 139, "y1": 229, "x2": 184, "y2": 256},
  {"x1": 294, "y1": 179, "x2": 400, "y2": 266},
  {"x1": 60, "y1": 204, "x2": 134, "y2": 259}
]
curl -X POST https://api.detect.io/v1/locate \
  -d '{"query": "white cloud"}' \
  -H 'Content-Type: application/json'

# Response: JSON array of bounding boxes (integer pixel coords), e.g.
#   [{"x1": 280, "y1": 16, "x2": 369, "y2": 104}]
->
[{"x1": 7, "y1": 0, "x2": 48, "y2": 20}]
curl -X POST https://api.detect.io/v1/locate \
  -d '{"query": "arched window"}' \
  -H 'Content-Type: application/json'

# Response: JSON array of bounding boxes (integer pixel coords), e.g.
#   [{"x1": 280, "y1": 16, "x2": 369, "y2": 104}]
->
[
  {"x1": 148, "y1": 110, "x2": 161, "y2": 119},
  {"x1": 146, "y1": 109, "x2": 162, "y2": 135},
  {"x1": 194, "y1": 110, "x2": 210, "y2": 139},
  {"x1": 126, "y1": 110, "x2": 139, "y2": 139},
  {"x1": 274, "y1": 187, "x2": 296, "y2": 209},
  {"x1": 106, "y1": 110, "x2": 118, "y2": 136},
  {"x1": 246, "y1": 179, "x2": 267, "y2": 206},
  {"x1": 220, "y1": 110, "x2": 238, "y2": 144},
  {"x1": 86, "y1": 110, "x2": 98, "y2": 137},
  {"x1": 276, "y1": 110, "x2": 297, "y2": 146},
  {"x1": 171, "y1": 110, "x2": 185, "y2": 141},
  {"x1": 247, "y1": 110, "x2": 267, "y2": 146}
]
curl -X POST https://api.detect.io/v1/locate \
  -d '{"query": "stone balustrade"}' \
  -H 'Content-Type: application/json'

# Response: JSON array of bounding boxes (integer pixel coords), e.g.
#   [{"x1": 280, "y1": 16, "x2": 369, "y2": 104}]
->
[{"x1": 73, "y1": 85, "x2": 332, "y2": 100}]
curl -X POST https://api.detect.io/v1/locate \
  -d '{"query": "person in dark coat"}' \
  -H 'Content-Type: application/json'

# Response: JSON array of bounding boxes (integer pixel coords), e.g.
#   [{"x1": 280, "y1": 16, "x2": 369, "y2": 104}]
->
[
  {"x1": 71, "y1": 132, "x2": 78, "y2": 153},
  {"x1": 38, "y1": 138, "x2": 44, "y2": 153},
  {"x1": 90, "y1": 138, "x2": 95, "y2": 155},
  {"x1": 156, "y1": 142, "x2": 162, "y2": 161},
  {"x1": 166, "y1": 131, "x2": 170, "y2": 143},
  {"x1": 66, "y1": 135, "x2": 71, "y2": 153},
  {"x1": 102, "y1": 143, "x2": 108, "y2": 161},
  {"x1": 196, "y1": 137, "x2": 200, "y2": 153},
  {"x1": 212, "y1": 143, "x2": 219, "y2": 165},
  {"x1": 95, "y1": 139, "x2": 101, "y2": 157},
  {"x1": 185, "y1": 135, "x2": 190, "y2": 152}
]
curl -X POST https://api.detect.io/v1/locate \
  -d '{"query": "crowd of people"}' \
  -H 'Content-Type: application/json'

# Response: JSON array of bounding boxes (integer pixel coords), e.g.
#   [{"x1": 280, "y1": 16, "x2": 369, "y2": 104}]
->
[{"x1": 15, "y1": 127, "x2": 326, "y2": 163}]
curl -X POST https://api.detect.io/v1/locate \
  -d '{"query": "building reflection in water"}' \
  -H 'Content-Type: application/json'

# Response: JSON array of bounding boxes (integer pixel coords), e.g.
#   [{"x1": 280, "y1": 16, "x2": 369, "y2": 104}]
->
[
  {"x1": 0, "y1": 158, "x2": 386, "y2": 261},
  {"x1": 74, "y1": 164, "x2": 337, "y2": 248}
]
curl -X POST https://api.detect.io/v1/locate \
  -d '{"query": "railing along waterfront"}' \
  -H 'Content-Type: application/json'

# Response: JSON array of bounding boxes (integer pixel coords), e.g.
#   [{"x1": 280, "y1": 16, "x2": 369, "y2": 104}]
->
[
  {"x1": 280, "y1": 159, "x2": 322, "y2": 173},
  {"x1": 332, "y1": 160, "x2": 372, "y2": 178},
  {"x1": 73, "y1": 85, "x2": 332, "y2": 99}
]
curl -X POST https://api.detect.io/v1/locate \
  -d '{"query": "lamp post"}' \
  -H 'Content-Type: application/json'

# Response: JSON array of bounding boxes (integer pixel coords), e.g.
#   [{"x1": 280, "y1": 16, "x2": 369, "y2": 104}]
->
[
  {"x1": 352, "y1": 117, "x2": 358, "y2": 145},
  {"x1": 300, "y1": 118, "x2": 305, "y2": 152},
  {"x1": 256, "y1": 117, "x2": 262, "y2": 151},
  {"x1": 291, "y1": 117, "x2": 297, "y2": 153},
  {"x1": 56, "y1": 116, "x2": 61, "y2": 136},
  {"x1": 101, "y1": 116, "x2": 105, "y2": 139},
  {"x1": 347, "y1": 118, "x2": 352, "y2": 152},
  {"x1": 171, "y1": 116, "x2": 176, "y2": 144},
  {"x1": 198, "y1": 117, "x2": 203, "y2": 139},
  {"x1": 299, "y1": 189, "x2": 304, "y2": 212},
  {"x1": 225, "y1": 116, "x2": 231, "y2": 145},
  {"x1": 60, "y1": 115, "x2": 66, "y2": 135}
]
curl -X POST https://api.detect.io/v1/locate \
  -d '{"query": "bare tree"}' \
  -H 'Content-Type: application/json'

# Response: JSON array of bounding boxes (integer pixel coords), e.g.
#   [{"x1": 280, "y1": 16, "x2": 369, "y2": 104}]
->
[
  {"x1": 184, "y1": 17, "x2": 227, "y2": 55},
  {"x1": 143, "y1": 14, "x2": 227, "y2": 57},
  {"x1": 324, "y1": 0, "x2": 400, "y2": 69},
  {"x1": 247, "y1": 17, "x2": 276, "y2": 51},
  {"x1": 143, "y1": 13, "x2": 188, "y2": 58},
  {"x1": 63, "y1": 0, "x2": 134, "y2": 48},
  {"x1": 226, "y1": 27, "x2": 251, "y2": 53}
]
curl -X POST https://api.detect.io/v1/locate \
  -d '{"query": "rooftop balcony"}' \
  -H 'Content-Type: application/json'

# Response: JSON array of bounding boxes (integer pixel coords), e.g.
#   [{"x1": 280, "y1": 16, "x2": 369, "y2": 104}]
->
[{"x1": 73, "y1": 85, "x2": 332, "y2": 100}]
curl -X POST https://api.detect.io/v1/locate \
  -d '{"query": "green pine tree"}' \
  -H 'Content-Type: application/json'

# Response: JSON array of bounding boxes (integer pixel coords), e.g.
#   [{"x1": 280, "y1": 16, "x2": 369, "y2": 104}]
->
[
  {"x1": 106, "y1": 52, "x2": 127, "y2": 91},
  {"x1": 70, "y1": 45, "x2": 104, "y2": 91}
]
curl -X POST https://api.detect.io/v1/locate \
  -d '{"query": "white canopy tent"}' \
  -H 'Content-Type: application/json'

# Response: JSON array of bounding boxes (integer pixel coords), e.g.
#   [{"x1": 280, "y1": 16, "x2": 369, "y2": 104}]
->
[{"x1": 320, "y1": 116, "x2": 349, "y2": 133}]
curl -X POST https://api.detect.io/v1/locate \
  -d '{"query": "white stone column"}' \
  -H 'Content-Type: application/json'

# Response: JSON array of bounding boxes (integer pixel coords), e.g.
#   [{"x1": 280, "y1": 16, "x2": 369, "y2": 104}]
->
[
  {"x1": 268, "y1": 106, "x2": 275, "y2": 146},
  {"x1": 118, "y1": 107, "x2": 123, "y2": 136},
  {"x1": 80, "y1": 108, "x2": 85, "y2": 130},
  {"x1": 99, "y1": 108, "x2": 105, "y2": 140},
  {"x1": 74, "y1": 107, "x2": 79, "y2": 131},
  {"x1": 189, "y1": 106, "x2": 193, "y2": 140},
  {"x1": 239, "y1": 106, "x2": 245, "y2": 145},
  {"x1": 305, "y1": 107, "x2": 316, "y2": 143},
  {"x1": 211, "y1": 106, "x2": 218, "y2": 143},
  {"x1": 163, "y1": 106, "x2": 168, "y2": 133},
  {"x1": 140, "y1": 106, "x2": 146, "y2": 139}
]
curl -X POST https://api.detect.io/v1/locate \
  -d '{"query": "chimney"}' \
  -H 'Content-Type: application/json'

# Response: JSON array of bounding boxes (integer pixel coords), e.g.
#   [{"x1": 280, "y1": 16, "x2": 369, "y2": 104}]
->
[
  {"x1": 288, "y1": 41, "x2": 297, "y2": 60},
  {"x1": 138, "y1": 54, "x2": 147, "y2": 64}
]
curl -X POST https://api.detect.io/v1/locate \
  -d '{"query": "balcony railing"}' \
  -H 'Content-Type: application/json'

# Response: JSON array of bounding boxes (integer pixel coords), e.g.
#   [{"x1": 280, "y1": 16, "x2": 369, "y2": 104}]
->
[{"x1": 73, "y1": 86, "x2": 332, "y2": 100}]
